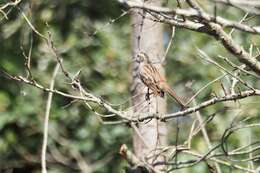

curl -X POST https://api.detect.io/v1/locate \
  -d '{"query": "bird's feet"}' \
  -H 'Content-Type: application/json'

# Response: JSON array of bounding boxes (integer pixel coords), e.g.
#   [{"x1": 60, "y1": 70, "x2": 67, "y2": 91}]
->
[
  {"x1": 180, "y1": 105, "x2": 189, "y2": 111},
  {"x1": 145, "y1": 92, "x2": 150, "y2": 101}
]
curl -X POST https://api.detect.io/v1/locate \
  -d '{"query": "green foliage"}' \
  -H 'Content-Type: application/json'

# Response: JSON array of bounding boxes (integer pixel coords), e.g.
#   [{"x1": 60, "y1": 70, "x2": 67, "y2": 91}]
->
[
  {"x1": 0, "y1": 0, "x2": 259, "y2": 173},
  {"x1": 0, "y1": 1, "x2": 130, "y2": 172}
]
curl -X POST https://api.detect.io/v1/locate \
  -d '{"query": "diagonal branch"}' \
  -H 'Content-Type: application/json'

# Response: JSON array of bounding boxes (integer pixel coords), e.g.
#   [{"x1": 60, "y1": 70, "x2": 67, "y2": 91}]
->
[
  {"x1": 118, "y1": 0, "x2": 260, "y2": 75},
  {"x1": 132, "y1": 89, "x2": 260, "y2": 122}
]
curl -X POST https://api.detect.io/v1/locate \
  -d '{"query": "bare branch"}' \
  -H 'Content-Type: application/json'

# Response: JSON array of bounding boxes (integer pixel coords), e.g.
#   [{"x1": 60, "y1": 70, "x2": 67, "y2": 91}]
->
[
  {"x1": 118, "y1": 0, "x2": 260, "y2": 74},
  {"x1": 214, "y1": 0, "x2": 260, "y2": 15},
  {"x1": 0, "y1": 0, "x2": 21, "y2": 19},
  {"x1": 41, "y1": 63, "x2": 60, "y2": 173},
  {"x1": 133, "y1": 89, "x2": 260, "y2": 122},
  {"x1": 119, "y1": 0, "x2": 260, "y2": 34}
]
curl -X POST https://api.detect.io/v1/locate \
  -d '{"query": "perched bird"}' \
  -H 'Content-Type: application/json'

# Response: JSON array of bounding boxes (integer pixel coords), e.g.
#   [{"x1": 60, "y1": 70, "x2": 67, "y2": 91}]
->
[{"x1": 136, "y1": 52, "x2": 186, "y2": 108}]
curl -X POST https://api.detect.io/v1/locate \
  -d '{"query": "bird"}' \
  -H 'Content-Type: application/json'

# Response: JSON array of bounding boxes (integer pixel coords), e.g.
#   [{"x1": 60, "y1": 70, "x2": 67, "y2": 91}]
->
[{"x1": 136, "y1": 52, "x2": 186, "y2": 108}]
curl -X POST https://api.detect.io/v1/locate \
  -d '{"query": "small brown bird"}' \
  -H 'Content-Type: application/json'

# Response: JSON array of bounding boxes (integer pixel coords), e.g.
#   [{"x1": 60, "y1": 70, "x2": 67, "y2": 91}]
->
[{"x1": 136, "y1": 52, "x2": 186, "y2": 108}]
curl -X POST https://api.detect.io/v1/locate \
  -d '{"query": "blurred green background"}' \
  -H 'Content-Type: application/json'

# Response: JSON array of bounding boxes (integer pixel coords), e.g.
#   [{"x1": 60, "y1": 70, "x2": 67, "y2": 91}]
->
[{"x1": 0, "y1": 0, "x2": 259, "y2": 172}]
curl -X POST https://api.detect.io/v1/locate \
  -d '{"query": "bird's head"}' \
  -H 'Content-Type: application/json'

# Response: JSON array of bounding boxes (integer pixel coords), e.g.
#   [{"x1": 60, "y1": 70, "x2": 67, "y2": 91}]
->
[{"x1": 136, "y1": 52, "x2": 150, "y2": 64}]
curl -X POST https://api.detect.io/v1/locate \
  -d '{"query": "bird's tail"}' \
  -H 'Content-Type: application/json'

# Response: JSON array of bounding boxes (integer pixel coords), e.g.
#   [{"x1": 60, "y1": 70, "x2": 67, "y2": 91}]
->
[{"x1": 164, "y1": 84, "x2": 186, "y2": 108}]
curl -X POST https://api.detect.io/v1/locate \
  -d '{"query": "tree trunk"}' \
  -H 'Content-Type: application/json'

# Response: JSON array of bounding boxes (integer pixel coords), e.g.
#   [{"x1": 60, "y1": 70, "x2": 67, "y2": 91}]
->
[{"x1": 131, "y1": 0, "x2": 168, "y2": 172}]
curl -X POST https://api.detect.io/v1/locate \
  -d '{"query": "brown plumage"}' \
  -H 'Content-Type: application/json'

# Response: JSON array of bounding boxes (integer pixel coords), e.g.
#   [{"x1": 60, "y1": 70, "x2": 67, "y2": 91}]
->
[{"x1": 136, "y1": 52, "x2": 186, "y2": 108}]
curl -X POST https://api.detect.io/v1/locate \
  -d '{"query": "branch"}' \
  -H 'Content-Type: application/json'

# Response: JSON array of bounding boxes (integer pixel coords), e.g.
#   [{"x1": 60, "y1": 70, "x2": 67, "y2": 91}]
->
[
  {"x1": 0, "y1": 69, "x2": 130, "y2": 122},
  {"x1": 41, "y1": 63, "x2": 60, "y2": 173},
  {"x1": 119, "y1": 144, "x2": 160, "y2": 173},
  {"x1": 119, "y1": 0, "x2": 260, "y2": 34},
  {"x1": 207, "y1": 22, "x2": 260, "y2": 75},
  {"x1": 118, "y1": 0, "x2": 260, "y2": 74},
  {"x1": 119, "y1": 144, "x2": 142, "y2": 166},
  {"x1": 1, "y1": 67, "x2": 260, "y2": 123},
  {"x1": 214, "y1": 0, "x2": 260, "y2": 15},
  {"x1": 132, "y1": 89, "x2": 260, "y2": 122},
  {"x1": 0, "y1": 0, "x2": 21, "y2": 19}
]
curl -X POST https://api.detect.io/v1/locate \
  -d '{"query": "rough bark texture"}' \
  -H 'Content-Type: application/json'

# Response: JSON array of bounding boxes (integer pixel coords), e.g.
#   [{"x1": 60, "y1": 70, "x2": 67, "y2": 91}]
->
[{"x1": 131, "y1": 0, "x2": 167, "y2": 172}]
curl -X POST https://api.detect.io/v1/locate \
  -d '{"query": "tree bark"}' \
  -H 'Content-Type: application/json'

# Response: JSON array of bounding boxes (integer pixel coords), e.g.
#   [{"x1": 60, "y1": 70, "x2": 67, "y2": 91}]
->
[{"x1": 131, "y1": 0, "x2": 168, "y2": 172}]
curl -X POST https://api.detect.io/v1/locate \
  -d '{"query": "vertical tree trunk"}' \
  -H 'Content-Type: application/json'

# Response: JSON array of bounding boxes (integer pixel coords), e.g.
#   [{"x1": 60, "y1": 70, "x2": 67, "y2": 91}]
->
[{"x1": 131, "y1": 0, "x2": 168, "y2": 172}]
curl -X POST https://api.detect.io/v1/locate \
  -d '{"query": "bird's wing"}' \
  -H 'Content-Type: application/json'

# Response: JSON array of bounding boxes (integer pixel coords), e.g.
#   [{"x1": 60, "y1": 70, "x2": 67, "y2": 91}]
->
[
  {"x1": 139, "y1": 64, "x2": 161, "y2": 93},
  {"x1": 140, "y1": 64, "x2": 156, "y2": 82},
  {"x1": 144, "y1": 64, "x2": 166, "y2": 82}
]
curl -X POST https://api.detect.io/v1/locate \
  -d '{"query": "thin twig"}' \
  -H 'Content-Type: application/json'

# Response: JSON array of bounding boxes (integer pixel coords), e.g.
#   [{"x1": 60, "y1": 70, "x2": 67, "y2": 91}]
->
[
  {"x1": 193, "y1": 100, "x2": 222, "y2": 173},
  {"x1": 185, "y1": 74, "x2": 227, "y2": 106},
  {"x1": 162, "y1": 26, "x2": 175, "y2": 63},
  {"x1": 197, "y1": 48, "x2": 256, "y2": 91},
  {"x1": 41, "y1": 63, "x2": 60, "y2": 173}
]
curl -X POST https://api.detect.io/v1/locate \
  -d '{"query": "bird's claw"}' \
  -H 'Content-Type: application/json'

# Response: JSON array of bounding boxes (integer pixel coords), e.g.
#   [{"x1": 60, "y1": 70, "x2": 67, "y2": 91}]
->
[{"x1": 145, "y1": 92, "x2": 150, "y2": 101}]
